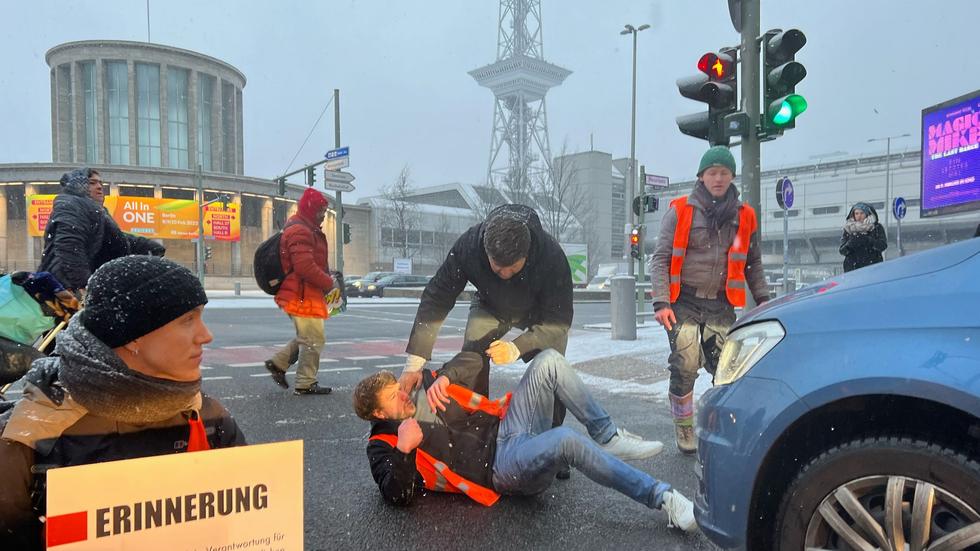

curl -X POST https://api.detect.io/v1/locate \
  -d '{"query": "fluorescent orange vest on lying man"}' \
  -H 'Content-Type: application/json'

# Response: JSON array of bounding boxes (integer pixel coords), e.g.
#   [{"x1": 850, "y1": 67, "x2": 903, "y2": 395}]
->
[
  {"x1": 668, "y1": 196, "x2": 757, "y2": 307},
  {"x1": 370, "y1": 379, "x2": 512, "y2": 507}
]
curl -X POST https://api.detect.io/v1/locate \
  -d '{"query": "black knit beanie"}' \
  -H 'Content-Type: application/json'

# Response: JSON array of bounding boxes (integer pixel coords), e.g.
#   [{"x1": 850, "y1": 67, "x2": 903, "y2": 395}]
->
[{"x1": 81, "y1": 256, "x2": 208, "y2": 348}]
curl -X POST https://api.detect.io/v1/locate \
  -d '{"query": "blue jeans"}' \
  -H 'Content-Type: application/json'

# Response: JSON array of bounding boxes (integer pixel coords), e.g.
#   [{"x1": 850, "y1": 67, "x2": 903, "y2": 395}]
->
[{"x1": 491, "y1": 349, "x2": 671, "y2": 509}]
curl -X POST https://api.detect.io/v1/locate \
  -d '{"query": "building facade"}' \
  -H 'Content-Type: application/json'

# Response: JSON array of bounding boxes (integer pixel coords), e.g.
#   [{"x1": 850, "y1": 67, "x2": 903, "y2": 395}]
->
[{"x1": 1, "y1": 40, "x2": 371, "y2": 287}]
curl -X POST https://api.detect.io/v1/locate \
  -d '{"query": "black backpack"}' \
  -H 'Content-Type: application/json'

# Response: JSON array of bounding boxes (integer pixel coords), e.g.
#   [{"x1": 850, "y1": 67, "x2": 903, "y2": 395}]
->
[{"x1": 253, "y1": 221, "x2": 297, "y2": 295}]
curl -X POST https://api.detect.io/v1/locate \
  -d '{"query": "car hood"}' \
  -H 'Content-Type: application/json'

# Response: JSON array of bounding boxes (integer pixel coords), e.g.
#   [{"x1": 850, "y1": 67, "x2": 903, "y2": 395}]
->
[{"x1": 736, "y1": 237, "x2": 980, "y2": 329}]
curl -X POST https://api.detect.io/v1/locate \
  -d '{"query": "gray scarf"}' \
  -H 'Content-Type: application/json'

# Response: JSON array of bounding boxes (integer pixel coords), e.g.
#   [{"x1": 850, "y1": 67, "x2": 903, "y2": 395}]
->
[{"x1": 56, "y1": 317, "x2": 202, "y2": 424}]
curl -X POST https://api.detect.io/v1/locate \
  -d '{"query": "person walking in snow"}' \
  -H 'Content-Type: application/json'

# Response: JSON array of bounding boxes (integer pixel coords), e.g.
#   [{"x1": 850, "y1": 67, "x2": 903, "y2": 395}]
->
[
  {"x1": 264, "y1": 187, "x2": 336, "y2": 395},
  {"x1": 648, "y1": 146, "x2": 770, "y2": 454},
  {"x1": 839, "y1": 202, "x2": 888, "y2": 272},
  {"x1": 0, "y1": 256, "x2": 246, "y2": 549}
]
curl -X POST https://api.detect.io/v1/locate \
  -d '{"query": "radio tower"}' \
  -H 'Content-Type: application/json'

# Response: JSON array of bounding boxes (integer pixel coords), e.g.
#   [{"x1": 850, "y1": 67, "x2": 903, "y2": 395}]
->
[{"x1": 469, "y1": 0, "x2": 570, "y2": 205}]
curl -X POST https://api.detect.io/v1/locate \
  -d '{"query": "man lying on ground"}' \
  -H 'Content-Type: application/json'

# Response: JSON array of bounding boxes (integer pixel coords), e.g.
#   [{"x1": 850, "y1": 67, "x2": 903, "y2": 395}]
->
[{"x1": 352, "y1": 349, "x2": 696, "y2": 532}]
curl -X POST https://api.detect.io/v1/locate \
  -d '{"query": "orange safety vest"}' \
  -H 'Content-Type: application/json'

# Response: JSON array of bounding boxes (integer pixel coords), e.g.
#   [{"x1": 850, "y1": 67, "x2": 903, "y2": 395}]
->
[
  {"x1": 668, "y1": 196, "x2": 757, "y2": 307},
  {"x1": 369, "y1": 381, "x2": 512, "y2": 507}
]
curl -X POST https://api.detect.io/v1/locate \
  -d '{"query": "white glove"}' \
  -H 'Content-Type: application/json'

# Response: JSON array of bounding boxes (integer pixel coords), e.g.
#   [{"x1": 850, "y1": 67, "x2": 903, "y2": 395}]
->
[{"x1": 403, "y1": 354, "x2": 427, "y2": 373}]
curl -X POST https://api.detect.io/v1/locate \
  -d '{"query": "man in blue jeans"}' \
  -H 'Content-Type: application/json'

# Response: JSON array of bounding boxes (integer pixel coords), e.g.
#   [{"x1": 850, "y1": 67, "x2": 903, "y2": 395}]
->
[{"x1": 352, "y1": 349, "x2": 696, "y2": 531}]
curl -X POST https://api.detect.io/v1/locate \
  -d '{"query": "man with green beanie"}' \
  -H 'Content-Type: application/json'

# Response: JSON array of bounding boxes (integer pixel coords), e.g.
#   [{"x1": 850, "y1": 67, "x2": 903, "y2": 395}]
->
[{"x1": 648, "y1": 146, "x2": 769, "y2": 453}]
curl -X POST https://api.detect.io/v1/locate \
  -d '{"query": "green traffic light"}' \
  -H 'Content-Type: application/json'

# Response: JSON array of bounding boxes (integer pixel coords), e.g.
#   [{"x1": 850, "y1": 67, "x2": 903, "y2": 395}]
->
[{"x1": 771, "y1": 94, "x2": 808, "y2": 126}]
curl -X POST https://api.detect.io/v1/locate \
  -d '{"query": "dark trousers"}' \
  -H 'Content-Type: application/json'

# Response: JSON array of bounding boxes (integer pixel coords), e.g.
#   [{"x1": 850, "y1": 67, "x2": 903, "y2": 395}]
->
[
  {"x1": 460, "y1": 301, "x2": 568, "y2": 428},
  {"x1": 665, "y1": 292, "x2": 736, "y2": 396}
]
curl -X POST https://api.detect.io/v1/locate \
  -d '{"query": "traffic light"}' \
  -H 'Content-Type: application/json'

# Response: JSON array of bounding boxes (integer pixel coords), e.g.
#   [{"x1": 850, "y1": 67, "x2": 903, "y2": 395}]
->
[
  {"x1": 343, "y1": 222, "x2": 351, "y2": 245},
  {"x1": 307, "y1": 166, "x2": 316, "y2": 187},
  {"x1": 276, "y1": 177, "x2": 286, "y2": 196},
  {"x1": 204, "y1": 246, "x2": 213, "y2": 260},
  {"x1": 676, "y1": 48, "x2": 738, "y2": 145},
  {"x1": 629, "y1": 226, "x2": 642, "y2": 259},
  {"x1": 762, "y1": 29, "x2": 807, "y2": 137},
  {"x1": 632, "y1": 196, "x2": 660, "y2": 216}
]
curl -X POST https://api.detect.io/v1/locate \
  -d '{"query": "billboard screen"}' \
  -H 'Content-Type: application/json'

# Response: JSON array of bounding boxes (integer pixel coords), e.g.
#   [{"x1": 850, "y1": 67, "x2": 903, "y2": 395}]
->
[{"x1": 920, "y1": 89, "x2": 980, "y2": 217}]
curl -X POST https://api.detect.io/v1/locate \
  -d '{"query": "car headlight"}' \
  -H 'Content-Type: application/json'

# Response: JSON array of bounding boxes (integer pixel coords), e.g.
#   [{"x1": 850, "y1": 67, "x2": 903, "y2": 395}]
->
[
  {"x1": 367, "y1": 285, "x2": 376, "y2": 290},
  {"x1": 353, "y1": 282, "x2": 362, "y2": 288},
  {"x1": 714, "y1": 320, "x2": 785, "y2": 385}
]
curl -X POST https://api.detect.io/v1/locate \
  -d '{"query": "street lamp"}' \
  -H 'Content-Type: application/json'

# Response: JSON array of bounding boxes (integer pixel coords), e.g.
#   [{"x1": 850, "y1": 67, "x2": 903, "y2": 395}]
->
[
  {"x1": 620, "y1": 23, "x2": 649, "y2": 280},
  {"x1": 867, "y1": 133, "x2": 910, "y2": 252}
]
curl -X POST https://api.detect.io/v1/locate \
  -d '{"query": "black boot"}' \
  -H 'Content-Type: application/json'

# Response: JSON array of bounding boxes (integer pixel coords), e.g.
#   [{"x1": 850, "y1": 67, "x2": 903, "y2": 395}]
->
[
  {"x1": 264, "y1": 360, "x2": 288, "y2": 389},
  {"x1": 294, "y1": 382, "x2": 332, "y2": 396}
]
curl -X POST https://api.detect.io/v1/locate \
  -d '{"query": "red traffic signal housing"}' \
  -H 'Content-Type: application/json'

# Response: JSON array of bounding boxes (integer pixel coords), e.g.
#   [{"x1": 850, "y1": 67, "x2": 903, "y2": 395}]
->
[{"x1": 698, "y1": 52, "x2": 733, "y2": 81}]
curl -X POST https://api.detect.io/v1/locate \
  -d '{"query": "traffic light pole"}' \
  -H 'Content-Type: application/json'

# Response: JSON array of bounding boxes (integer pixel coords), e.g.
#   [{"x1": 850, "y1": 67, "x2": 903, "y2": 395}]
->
[
  {"x1": 740, "y1": 0, "x2": 761, "y2": 310},
  {"x1": 196, "y1": 164, "x2": 205, "y2": 284},
  {"x1": 333, "y1": 88, "x2": 344, "y2": 276}
]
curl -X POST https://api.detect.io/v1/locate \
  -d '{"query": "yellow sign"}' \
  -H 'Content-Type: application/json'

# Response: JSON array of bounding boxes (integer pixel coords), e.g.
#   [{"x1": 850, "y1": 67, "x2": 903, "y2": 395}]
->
[
  {"x1": 45, "y1": 440, "x2": 303, "y2": 550},
  {"x1": 27, "y1": 195, "x2": 241, "y2": 242}
]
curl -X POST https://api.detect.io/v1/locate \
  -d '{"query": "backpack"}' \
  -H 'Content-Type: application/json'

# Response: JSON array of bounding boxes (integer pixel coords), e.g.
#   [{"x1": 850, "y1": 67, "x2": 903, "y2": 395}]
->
[{"x1": 253, "y1": 221, "x2": 298, "y2": 295}]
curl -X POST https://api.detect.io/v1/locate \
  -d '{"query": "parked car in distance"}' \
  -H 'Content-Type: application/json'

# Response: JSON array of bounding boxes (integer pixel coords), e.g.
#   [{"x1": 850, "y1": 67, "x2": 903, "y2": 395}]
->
[
  {"x1": 694, "y1": 237, "x2": 980, "y2": 550},
  {"x1": 363, "y1": 274, "x2": 431, "y2": 298},
  {"x1": 346, "y1": 271, "x2": 396, "y2": 297}
]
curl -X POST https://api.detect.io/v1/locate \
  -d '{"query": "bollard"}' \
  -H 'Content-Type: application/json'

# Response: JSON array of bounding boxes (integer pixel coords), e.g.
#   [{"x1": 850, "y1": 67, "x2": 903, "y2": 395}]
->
[
  {"x1": 234, "y1": 281, "x2": 241, "y2": 296},
  {"x1": 610, "y1": 275, "x2": 637, "y2": 341}
]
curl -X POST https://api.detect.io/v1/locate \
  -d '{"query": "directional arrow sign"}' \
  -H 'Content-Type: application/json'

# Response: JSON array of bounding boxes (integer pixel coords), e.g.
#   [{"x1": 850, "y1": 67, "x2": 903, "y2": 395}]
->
[{"x1": 323, "y1": 169, "x2": 355, "y2": 184}]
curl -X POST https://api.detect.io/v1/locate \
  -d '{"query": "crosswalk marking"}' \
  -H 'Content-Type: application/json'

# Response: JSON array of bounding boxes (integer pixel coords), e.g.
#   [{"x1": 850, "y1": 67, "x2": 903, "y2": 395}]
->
[
  {"x1": 223, "y1": 345, "x2": 263, "y2": 349},
  {"x1": 331, "y1": 341, "x2": 353, "y2": 345},
  {"x1": 203, "y1": 376, "x2": 233, "y2": 381},
  {"x1": 228, "y1": 362, "x2": 265, "y2": 367},
  {"x1": 321, "y1": 367, "x2": 363, "y2": 373},
  {"x1": 376, "y1": 364, "x2": 403, "y2": 368},
  {"x1": 345, "y1": 355, "x2": 388, "y2": 361}
]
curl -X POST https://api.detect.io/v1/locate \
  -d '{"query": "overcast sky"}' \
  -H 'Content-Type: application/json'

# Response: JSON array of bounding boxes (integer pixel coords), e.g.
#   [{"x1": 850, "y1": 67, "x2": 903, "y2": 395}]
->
[{"x1": 1, "y1": 0, "x2": 975, "y2": 201}]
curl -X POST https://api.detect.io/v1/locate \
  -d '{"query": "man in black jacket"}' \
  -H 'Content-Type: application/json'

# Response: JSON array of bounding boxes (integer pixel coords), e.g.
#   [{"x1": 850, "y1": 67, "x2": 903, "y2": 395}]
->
[
  {"x1": 0, "y1": 256, "x2": 246, "y2": 549},
  {"x1": 37, "y1": 168, "x2": 131, "y2": 294},
  {"x1": 354, "y1": 350, "x2": 696, "y2": 532},
  {"x1": 399, "y1": 204, "x2": 573, "y2": 395}
]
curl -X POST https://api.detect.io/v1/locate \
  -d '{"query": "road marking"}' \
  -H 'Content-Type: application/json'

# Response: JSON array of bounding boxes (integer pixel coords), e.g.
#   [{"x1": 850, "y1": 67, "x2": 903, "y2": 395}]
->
[
  {"x1": 201, "y1": 366, "x2": 213, "y2": 370},
  {"x1": 222, "y1": 345, "x2": 263, "y2": 349},
  {"x1": 361, "y1": 339, "x2": 394, "y2": 343},
  {"x1": 250, "y1": 373, "x2": 280, "y2": 378},
  {"x1": 331, "y1": 341, "x2": 353, "y2": 345},
  {"x1": 345, "y1": 355, "x2": 388, "y2": 361},
  {"x1": 320, "y1": 358, "x2": 338, "y2": 363},
  {"x1": 376, "y1": 364, "x2": 403, "y2": 368},
  {"x1": 228, "y1": 362, "x2": 265, "y2": 367},
  {"x1": 321, "y1": 367, "x2": 362, "y2": 373},
  {"x1": 203, "y1": 376, "x2": 233, "y2": 381}
]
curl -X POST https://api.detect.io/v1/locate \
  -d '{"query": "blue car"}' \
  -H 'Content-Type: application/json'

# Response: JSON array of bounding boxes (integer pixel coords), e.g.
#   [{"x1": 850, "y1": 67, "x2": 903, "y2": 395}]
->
[{"x1": 695, "y1": 237, "x2": 980, "y2": 550}]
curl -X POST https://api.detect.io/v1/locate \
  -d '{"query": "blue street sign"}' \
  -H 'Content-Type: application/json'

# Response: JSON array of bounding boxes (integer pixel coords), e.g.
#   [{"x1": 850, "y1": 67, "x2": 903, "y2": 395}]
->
[
  {"x1": 776, "y1": 177, "x2": 795, "y2": 209},
  {"x1": 893, "y1": 197, "x2": 907, "y2": 220},
  {"x1": 325, "y1": 146, "x2": 349, "y2": 160}
]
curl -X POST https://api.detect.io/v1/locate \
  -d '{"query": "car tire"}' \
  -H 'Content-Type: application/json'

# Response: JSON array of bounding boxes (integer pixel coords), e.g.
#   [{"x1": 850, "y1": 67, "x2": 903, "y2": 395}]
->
[{"x1": 774, "y1": 435, "x2": 980, "y2": 550}]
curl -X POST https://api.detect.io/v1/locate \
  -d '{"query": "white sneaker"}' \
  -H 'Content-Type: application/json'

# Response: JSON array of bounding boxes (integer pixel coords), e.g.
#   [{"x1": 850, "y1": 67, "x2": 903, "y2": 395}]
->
[
  {"x1": 600, "y1": 428, "x2": 664, "y2": 461},
  {"x1": 661, "y1": 489, "x2": 697, "y2": 533}
]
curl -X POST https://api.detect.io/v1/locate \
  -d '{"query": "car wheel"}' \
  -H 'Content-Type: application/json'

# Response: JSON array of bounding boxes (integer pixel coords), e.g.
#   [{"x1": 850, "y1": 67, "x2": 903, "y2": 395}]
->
[{"x1": 774, "y1": 436, "x2": 980, "y2": 550}]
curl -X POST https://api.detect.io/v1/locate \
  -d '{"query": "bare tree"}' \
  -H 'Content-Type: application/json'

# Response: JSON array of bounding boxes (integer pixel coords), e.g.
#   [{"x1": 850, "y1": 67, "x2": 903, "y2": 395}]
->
[
  {"x1": 381, "y1": 165, "x2": 420, "y2": 260},
  {"x1": 534, "y1": 141, "x2": 588, "y2": 242},
  {"x1": 576, "y1": 210, "x2": 606, "y2": 279},
  {"x1": 431, "y1": 212, "x2": 455, "y2": 264}
]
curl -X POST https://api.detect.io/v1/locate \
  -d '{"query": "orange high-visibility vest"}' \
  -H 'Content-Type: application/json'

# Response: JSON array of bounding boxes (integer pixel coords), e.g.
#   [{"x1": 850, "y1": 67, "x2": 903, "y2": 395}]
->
[
  {"x1": 668, "y1": 196, "x2": 757, "y2": 307},
  {"x1": 369, "y1": 381, "x2": 512, "y2": 507}
]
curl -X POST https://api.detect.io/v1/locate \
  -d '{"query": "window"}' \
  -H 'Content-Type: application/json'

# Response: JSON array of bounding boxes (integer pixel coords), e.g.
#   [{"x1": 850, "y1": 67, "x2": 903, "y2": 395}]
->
[
  {"x1": 136, "y1": 63, "x2": 161, "y2": 167},
  {"x1": 221, "y1": 81, "x2": 235, "y2": 172},
  {"x1": 105, "y1": 61, "x2": 129, "y2": 164},
  {"x1": 161, "y1": 187, "x2": 195, "y2": 200},
  {"x1": 773, "y1": 209, "x2": 800, "y2": 218},
  {"x1": 5, "y1": 184, "x2": 26, "y2": 220},
  {"x1": 812, "y1": 206, "x2": 841, "y2": 215},
  {"x1": 117, "y1": 185, "x2": 155, "y2": 198},
  {"x1": 167, "y1": 68, "x2": 189, "y2": 169},
  {"x1": 56, "y1": 64, "x2": 72, "y2": 161},
  {"x1": 869, "y1": 201, "x2": 885, "y2": 210},
  {"x1": 197, "y1": 74, "x2": 214, "y2": 171},
  {"x1": 81, "y1": 62, "x2": 97, "y2": 163}
]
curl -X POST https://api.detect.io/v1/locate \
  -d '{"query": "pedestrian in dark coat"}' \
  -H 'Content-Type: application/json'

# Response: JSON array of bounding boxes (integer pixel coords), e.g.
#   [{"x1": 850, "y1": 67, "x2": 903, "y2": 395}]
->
[
  {"x1": 37, "y1": 168, "x2": 129, "y2": 293},
  {"x1": 839, "y1": 202, "x2": 888, "y2": 272},
  {"x1": 264, "y1": 187, "x2": 335, "y2": 396},
  {"x1": 0, "y1": 256, "x2": 246, "y2": 550}
]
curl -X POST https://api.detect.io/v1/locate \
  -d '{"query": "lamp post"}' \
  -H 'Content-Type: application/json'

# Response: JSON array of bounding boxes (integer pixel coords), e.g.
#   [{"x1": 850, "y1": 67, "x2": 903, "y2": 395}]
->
[
  {"x1": 621, "y1": 22, "x2": 649, "y2": 318},
  {"x1": 867, "y1": 133, "x2": 910, "y2": 252}
]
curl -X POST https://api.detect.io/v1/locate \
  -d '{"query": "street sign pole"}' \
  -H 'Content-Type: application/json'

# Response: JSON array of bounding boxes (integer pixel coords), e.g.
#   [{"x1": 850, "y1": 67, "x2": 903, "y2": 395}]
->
[
  {"x1": 741, "y1": 0, "x2": 761, "y2": 308},
  {"x1": 333, "y1": 89, "x2": 344, "y2": 277},
  {"x1": 894, "y1": 197, "x2": 907, "y2": 257},
  {"x1": 777, "y1": 177, "x2": 794, "y2": 295}
]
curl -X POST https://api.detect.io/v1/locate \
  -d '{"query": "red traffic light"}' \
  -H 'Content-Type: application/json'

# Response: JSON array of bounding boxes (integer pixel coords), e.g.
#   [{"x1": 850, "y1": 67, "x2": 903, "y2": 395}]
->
[
  {"x1": 629, "y1": 230, "x2": 640, "y2": 245},
  {"x1": 698, "y1": 52, "x2": 733, "y2": 81}
]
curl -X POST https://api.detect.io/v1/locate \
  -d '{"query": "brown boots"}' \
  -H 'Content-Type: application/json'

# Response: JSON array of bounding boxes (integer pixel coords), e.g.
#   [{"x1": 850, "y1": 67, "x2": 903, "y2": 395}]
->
[{"x1": 669, "y1": 392, "x2": 697, "y2": 454}]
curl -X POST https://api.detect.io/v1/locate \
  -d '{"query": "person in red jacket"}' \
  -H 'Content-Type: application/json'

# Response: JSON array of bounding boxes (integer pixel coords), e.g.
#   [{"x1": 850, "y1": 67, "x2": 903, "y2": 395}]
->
[{"x1": 264, "y1": 188, "x2": 335, "y2": 395}]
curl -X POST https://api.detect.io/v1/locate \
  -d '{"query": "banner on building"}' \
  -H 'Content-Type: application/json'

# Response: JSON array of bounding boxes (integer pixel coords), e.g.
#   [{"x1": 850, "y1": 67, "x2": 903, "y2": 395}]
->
[
  {"x1": 560, "y1": 243, "x2": 588, "y2": 285},
  {"x1": 27, "y1": 195, "x2": 241, "y2": 241},
  {"x1": 44, "y1": 440, "x2": 303, "y2": 550}
]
